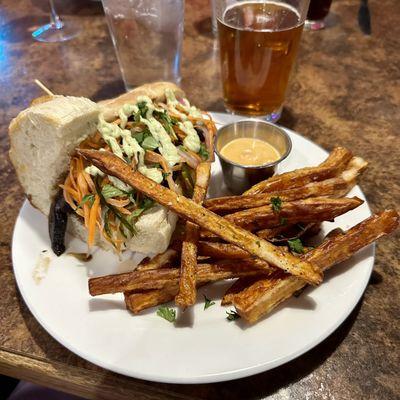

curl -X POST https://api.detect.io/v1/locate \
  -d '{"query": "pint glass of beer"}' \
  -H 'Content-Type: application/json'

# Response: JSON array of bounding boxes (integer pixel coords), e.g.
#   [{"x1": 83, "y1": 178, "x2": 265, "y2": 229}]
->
[{"x1": 216, "y1": 0, "x2": 310, "y2": 121}]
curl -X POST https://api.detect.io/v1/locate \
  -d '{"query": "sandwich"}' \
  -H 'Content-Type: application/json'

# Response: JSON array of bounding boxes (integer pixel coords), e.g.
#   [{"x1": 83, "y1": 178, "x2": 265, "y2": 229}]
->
[{"x1": 9, "y1": 82, "x2": 216, "y2": 256}]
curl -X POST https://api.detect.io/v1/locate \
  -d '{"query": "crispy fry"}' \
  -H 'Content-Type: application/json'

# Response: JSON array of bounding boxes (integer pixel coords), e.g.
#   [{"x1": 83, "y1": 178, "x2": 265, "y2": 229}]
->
[
  {"x1": 201, "y1": 196, "x2": 361, "y2": 238},
  {"x1": 78, "y1": 149, "x2": 322, "y2": 285},
  {"x1": 205, "y1": 180, "x2": 350, "y2": 214},
  {"x1": 255, "y1": 225, "x2": 294, "y2": 240},
  {"x1": 232, "y1": 210, "x2": 400, "y2": 323},
  {"x1": 89, "y1": 259, "x2": 274, "y2": 296},
  {"x1": 221, "y1": 277, "x2": 260, "y2": 306},
  {"x1": 225, "y1": 197, "x2": 363, "y2": 231},
  {"x1": 136, "y1": 248, "x2": 179, "y2": 272},
  {"x1": 125, "y1": 282, "x2": 210, "y2": 314},
  {"x1": 176, "y1": 162, "x2": 211, "y2": 308},
  {"x1": 258, "y1": 223, "x2": 320, "y2": 242},
  {"x1": 198, "y1": 241, "x2": 250, "y2": 259},
  {"x1": 244, "y1": 147, "x2": 353, "y2": 195},
  {"x1": 198, "y1": 224, "x2": 320, "y2": 259},
  {"x1": 204, "y1": 156, "x2": 367, "y2": 213},
  {"x1": 125, "y1": 285, "x2": 179, "y2": 314}
]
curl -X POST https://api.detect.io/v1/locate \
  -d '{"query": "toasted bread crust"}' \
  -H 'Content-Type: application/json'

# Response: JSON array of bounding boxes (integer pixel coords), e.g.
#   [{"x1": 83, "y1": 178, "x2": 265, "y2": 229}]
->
[{"x1": 99, "y1": 82, "x2": 185, "y2": 121}]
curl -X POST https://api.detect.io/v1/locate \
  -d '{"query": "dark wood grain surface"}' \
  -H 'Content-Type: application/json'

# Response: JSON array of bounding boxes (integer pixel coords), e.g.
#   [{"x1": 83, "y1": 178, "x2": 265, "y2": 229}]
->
[{"x1": 0, "y1": 0, "x2": 399, "y2": 399}]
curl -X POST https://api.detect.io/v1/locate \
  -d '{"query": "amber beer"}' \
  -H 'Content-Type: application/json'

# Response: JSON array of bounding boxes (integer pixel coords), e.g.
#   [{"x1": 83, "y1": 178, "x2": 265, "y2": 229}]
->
[{"x1": 218, "y1": 1, "x2": 304, "y2": 120}]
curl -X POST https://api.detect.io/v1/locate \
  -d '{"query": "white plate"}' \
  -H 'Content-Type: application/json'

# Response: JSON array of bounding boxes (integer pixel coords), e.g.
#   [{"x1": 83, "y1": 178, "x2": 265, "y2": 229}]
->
[{"x1": 12, "y1": 113, "x2": 373, "y2": 384}]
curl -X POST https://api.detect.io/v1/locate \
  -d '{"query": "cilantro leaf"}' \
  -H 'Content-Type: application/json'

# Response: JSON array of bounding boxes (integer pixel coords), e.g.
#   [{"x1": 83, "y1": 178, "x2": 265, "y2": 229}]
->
[
  {"x1": 288, "y1": 238, "x2": 304, "y2": 254},
  {"x1": 137, "y1": 101, "x2": 148, "y2": 118},
  {"x1": 128, "y1": 192, "x2": 136, "y2": 204},
  {"x1": 141, "y1": 136, "x2": 159, "y2": 150},
  {"x1": 76, "y1": 194, "x2": 94, "y2": 209},
  {"x1": 140, "y1": 197, "x2": 155, "y2": 211},
  {"x1": 101, "y1": 184, "x2": 127, "y2": 200},
  {"x1": 203, "y1": 294, "x2": 215, "y2": 310},
  {"x1": 128, "y1": 208, "x2": 145, "y2": 221},
  {"x1": 153, "y1": 110, "x2": 177, "y2": 139},
  {"x1": 156, "y1": 306, "x2": 176, "y2": 322},
  {"x1": 131, "y1": 131, "x2": 144, "y2": 144},
  {"x1": 226, "y1": 310, "x2": 240, "y2": 321},
  {"x1": 271, "y1": 197, "x2": 282, "y2": 213},
  {"x1": 103, "y1": 209, "x2": 112, "y2": 238},
  {"x1": 198, "y1": 143, "x2": 209, "y2": 161},
  {"x1": 128, "y1": 197, "x2": 155, "y2": 222}
]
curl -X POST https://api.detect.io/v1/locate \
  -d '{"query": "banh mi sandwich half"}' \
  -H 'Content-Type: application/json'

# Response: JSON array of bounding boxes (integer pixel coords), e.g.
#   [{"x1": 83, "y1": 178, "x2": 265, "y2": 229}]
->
[{"x1": 9, "y1": 82, "x2": 216, "y2": 256}]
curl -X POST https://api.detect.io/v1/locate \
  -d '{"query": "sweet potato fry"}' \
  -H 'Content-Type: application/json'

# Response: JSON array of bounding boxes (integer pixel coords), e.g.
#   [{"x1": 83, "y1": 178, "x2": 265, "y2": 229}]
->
[
  {"x1": 225, "y1": 197, "x2": 363, "y2": 231},
  {"x1": 89, "y1": 259, "x2": 274, "y2": 296},
  {"x1": 78, "y1": 149, "x2": 322, "y2": 285},
  {"x1": 204, "y1": 156, "x2": 367, "y2": 213},
  {"x1": 136, "y1": 248, "x2": 179, "y2": 271},
  {"x1": 232, "y1": 210, "x2": 399, "y2": 323},
  {"x1": 176, "y1": 162, "x2": 211, "y2": 307},
  {"x1": 244, "y1": 147, "x2": 353, "y2": 195}
]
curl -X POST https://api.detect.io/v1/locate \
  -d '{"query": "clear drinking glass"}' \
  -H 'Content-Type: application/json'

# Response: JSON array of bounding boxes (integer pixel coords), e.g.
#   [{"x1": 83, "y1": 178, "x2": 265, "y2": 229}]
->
[
  {"x1": 215, "y1": 0, "x2": 310, "y2": 122},
  {"x1": 210, "y1": 0, "x2": 217, "y2": 36},
  {"x1": 305, "y1": 0, "x2": 333, "y2": 30},
  {"x1": 101, "y1": 0, "x2": 184, "y2": 90},
  {"x1": 32, "y1": 0, "x2": 80, "y2": 42}
]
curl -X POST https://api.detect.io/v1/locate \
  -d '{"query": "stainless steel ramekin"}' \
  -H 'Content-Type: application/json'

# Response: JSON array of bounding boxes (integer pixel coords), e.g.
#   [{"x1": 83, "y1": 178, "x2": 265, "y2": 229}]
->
[{"x1": 214, "y1": 120, "x2": 292, "y2": 194}]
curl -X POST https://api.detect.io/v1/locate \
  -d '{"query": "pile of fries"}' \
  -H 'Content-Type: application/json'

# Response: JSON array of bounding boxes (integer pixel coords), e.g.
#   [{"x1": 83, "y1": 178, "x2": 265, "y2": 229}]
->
[{"x1": 81, "y1": 147, "x2": 399, "y2": 324}]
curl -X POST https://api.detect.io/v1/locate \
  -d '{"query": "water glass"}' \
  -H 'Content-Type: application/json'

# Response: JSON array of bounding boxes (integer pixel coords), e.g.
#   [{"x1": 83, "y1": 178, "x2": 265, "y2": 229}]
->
[
  {"x1": 101, "y1": 0, "x2": 184, "y2": 90},
  {"x1": 210, "y1": 0, "x2": 217, "y2": 36}
]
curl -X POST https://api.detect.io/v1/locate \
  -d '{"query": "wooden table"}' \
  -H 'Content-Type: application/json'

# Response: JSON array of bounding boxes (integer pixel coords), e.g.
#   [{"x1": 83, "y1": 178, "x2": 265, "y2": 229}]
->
[{"x1": 1, "y1": 0, "x2": 399, "y2": 398}]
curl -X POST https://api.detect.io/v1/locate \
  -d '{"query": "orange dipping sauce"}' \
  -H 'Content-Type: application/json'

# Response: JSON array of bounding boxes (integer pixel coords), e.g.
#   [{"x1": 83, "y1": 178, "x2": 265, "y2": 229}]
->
[{"x1": 220, "y1": 137, "x2": 281, "y2": 166}]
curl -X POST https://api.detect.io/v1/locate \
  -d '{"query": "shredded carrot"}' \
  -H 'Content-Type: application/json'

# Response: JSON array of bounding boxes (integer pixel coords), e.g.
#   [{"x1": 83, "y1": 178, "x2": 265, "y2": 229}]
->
[
  {"x1": 83, "y1": 203, "x2": 90, "y2": 228},
  {"x1": 77, "y1": 156, "x2": 85, "y2": 176},
  {"x1": 60, "y1": 183, "x2": 79, "y2": 199},
  {"x1": 61, "y1": 185, "x2": 77, "y2": 211},
  {"x1": 87, "y1": 195, "x2": 100, "y2": 248},
  {"x1": 82, "y1": 170, "x2": 95, "y2": 192}
]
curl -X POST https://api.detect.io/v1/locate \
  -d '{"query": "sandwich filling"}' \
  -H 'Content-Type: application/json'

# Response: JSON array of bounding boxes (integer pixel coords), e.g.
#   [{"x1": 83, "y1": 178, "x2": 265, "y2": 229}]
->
[{"x1": 61, "y1": 89, "x2": 216, "y2": 252}]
